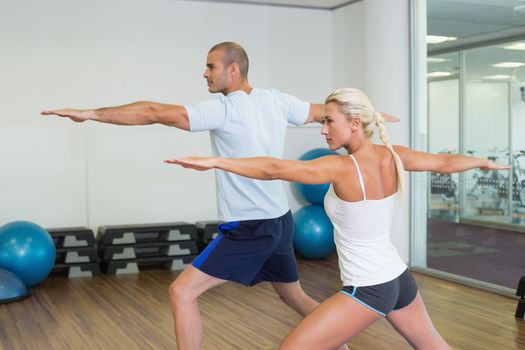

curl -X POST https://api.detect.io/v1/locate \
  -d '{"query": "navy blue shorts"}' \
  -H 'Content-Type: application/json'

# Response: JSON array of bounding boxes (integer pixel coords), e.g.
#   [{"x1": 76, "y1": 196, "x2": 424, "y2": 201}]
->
[
  {"x1": 191, "y1": 211, "x2": 299, "y2": 286},
  {"x1": 340, "y1": 268, "x2": 418, "y2": 316}
]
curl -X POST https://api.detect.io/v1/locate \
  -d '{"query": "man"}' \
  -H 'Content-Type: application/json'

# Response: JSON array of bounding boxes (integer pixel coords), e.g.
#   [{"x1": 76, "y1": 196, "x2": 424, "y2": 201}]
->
[{"x1": 43, "y1": 42, "x2": 394, "y2": 349}]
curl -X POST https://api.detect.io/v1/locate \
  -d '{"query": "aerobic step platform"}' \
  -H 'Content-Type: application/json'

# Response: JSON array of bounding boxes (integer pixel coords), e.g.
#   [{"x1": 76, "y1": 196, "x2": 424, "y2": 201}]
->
[
  {"x1": 103, "y1": 255, "x2": 197, "y2": 275},
  {"x1": 195, "y1": 220, "x2": 223, "y2": 252},
  {"x1": 48, "y1": 227, "x2": 101, "y2": 278},
  {"x1": 48, "y1": 227, "x2": 96, "y2": 248},
  {"x1": 98, "y1": 222, "x2": 197, "y2": 245},
  {"x1": 100, "y1": 241, "x2": 198, "y2": 261},
  {"x1": 51, "y1": 263, "x2": 102, "y2": 278},
  {"x1": 55, "y1": 246, "x2": 98, "y2": 264}
]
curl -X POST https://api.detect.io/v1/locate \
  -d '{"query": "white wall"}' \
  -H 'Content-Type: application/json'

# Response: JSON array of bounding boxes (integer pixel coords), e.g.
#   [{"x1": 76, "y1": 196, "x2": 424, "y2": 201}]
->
[
  {"x1": 332, "y1": 0, "x2": 365, "y2": 90},
  {"x1": 0, "y1": 0, "x2": 412, "y2": 261},
  {"x1": 333, "y1": 0, "x2": 411, "y2": 262},
  {"x1": 0, "y1": 0, "x2": 332, "y2": 228},
  {"x1": 365, "y1": 0, "x2": 410, "y2": 263}
]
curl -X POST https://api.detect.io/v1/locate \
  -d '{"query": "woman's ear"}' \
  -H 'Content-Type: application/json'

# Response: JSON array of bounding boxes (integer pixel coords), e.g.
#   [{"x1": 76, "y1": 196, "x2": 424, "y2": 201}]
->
[{"x1": 350, "y1": 117, "x2": 361, "y2": 131}]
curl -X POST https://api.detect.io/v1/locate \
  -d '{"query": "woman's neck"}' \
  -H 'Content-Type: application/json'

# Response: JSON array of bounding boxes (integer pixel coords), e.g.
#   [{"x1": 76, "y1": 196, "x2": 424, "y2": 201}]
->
[{"x1": 345, "y1": 138, "x2": 374, "y2": 154}]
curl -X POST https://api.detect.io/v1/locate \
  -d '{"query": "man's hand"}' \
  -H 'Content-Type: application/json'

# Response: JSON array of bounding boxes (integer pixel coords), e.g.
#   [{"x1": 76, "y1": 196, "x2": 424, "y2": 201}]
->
[
  {"x1": 164, "y1": 157, "x2": 218, "y2": 171},
  {"x1": 381, "y1": 112, "x2": 400, "y2": 123},
  {"x1": 41, "y1": 109, "x2": 93, "y2": 123}
]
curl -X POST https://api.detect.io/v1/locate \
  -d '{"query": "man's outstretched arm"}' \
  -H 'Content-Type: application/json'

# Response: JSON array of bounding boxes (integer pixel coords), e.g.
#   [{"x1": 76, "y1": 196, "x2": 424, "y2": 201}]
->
[
  {"x1": 303, "y1": 103, "x2": 400, "y2": 125},
  {"x1": 41, "y1": 101, "x2": 190, "y2": 131},
  {"x1": 304, "y1": 103, "x2": 325, "y2": 124}
]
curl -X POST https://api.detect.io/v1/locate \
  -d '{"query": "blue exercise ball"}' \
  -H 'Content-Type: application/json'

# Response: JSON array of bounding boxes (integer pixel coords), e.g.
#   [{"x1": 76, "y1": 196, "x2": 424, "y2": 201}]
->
[
  {"x1": 0, "y1": 268, "x2": 30, "y2": 304},
  {"x1": 0, "y1": 221, "x2": 56, "y2": 287},
  {"x1": 293, "y1": 205, "x2": 336, "y2": 259},
  {"x1": 292, "y1": 148, "x2": 339, "y2": 205}
]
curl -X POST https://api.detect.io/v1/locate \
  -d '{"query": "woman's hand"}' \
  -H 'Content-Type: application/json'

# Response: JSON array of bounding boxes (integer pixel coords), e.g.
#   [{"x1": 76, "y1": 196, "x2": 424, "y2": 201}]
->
[{"x1": 479, "y1": 160, "x2": 511, "y2": 171}]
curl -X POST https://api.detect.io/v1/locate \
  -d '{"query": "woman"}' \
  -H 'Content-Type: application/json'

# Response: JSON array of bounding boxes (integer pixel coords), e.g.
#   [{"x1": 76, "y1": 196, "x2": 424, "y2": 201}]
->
[{"x1": 165, "y1": 88, "x2": 509, "y2": 350}]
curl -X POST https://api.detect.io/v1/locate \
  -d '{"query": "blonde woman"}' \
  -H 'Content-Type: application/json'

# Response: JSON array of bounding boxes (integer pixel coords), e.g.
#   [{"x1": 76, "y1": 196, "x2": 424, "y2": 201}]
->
[{"x1": 165, "y1": 88, "x2": 509, "y2": 350}]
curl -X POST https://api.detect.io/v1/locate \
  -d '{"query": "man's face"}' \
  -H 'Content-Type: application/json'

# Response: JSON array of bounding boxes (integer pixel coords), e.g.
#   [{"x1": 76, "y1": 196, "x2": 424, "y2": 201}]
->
[{"x1": 203, "y1": 49, "x2": 232, "y2": 94}]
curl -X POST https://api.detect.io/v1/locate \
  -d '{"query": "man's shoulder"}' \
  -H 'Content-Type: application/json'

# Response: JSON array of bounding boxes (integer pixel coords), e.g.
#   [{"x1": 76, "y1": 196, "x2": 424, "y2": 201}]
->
[
  {"x1": 253, "y1": 87, "x2": 281, "y2": 95},
  {"x1": 250, "y1": 88, "x2": 301, "y2": 101},
  {"x1": 224, "y1": 88, "x2": 280, "y2": 102}
]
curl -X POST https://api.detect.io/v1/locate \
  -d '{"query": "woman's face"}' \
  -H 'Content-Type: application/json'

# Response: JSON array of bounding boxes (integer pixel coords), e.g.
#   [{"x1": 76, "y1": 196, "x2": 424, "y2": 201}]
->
[{"x1": 321, "y1": 102, "x2": 354, "y2": 151}]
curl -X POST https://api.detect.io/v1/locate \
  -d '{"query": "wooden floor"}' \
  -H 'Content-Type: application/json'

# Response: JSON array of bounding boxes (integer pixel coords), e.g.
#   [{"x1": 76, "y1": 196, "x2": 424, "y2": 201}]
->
[{"x1": 1, "y1": 255, "x2": 524, "y2": 350}]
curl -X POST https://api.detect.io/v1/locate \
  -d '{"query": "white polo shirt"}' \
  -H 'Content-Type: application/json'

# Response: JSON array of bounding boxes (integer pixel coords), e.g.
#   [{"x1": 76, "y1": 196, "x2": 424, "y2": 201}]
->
[{"x1": 184, "y1": 88, "x2": 309, "y2": 221}]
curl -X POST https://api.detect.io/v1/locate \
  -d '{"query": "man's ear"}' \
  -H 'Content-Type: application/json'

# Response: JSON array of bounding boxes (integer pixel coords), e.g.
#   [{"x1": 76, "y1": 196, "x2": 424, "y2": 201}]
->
[{"x1": 229, "y1": 62, "x2": 239, "y2": 77}]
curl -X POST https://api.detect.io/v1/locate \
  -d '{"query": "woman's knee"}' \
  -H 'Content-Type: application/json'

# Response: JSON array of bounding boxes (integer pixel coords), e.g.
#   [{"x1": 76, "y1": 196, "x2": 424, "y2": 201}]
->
[
  {"x1": 279, "y1": 336, "x2": 304, "y2": 350},
  {"x1": 418, "y1": 334, "x2": 450, "y2": 350}
]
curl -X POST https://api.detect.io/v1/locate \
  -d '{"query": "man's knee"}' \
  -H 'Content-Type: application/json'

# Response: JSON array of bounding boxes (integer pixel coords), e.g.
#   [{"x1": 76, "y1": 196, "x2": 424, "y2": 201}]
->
[
  {"x1": 169, "y1": 277, "x2": 194, "y2": 307},
  {"x1": 275, "y1": 284, "x2": 307, "y2": 305}
]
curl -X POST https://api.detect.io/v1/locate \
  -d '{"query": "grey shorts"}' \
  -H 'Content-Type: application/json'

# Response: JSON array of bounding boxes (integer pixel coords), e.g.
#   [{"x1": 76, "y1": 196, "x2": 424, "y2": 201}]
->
[{"x1": 340, "y1": 268, "x2": 418, "y2": 316}]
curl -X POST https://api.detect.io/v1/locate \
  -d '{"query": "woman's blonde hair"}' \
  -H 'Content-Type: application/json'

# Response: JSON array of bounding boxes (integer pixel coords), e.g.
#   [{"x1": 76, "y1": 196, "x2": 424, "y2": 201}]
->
[{"x1": 325, "y1": 88, "x2": 404, "y2": 197}]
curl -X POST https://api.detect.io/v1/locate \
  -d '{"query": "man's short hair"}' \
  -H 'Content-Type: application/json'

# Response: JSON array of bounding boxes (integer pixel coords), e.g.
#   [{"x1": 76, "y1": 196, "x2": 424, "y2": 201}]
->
[{"x1": 209, "y1": 42, "x2": 249, "y2": 80}]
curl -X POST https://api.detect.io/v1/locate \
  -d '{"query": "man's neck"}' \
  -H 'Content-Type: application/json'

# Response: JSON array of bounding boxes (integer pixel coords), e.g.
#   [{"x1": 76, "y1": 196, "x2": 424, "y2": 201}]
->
[{"x1": 224, "y1": 81, "x2": 252, "y2": 95}]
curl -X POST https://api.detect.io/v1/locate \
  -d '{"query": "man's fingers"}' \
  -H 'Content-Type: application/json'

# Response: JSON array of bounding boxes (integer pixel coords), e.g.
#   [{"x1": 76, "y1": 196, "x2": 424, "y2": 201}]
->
[
  {"x1": 41, "y1": 110, "x2": 65, "y2": 116},
  {"x1": 381, "y1": 112, "x2": 400, "y2": 123},
  {"x1": 164, "y1": 158, "x2": 191, "y2": 165},
  {"x1": 41, "y1": 110, "x2": 66, "y2": 117}
]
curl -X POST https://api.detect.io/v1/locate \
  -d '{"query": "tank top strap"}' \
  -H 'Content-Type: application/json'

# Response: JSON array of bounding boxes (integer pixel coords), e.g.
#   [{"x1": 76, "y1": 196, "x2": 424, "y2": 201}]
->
[{"x1": 349, "y1": 154, "x2": 367, "y2": 200}]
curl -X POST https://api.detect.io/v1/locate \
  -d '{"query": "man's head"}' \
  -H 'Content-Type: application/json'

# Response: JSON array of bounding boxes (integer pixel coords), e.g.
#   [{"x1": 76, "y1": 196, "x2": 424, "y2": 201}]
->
[{"x1": 203, "y1": 42, "x2": 249, "y2": 94}]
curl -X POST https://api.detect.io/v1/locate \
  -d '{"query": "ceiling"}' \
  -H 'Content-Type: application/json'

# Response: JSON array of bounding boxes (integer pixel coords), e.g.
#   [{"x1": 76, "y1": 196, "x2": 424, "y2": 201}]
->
[
  {"x1": 198, "y1": 0, "x2": 525, "y2": 47},
  {"x1": 195, "y1": 0, "x2": 525, "y2": 81},
  {"x1": 427, "y1": 0, "x2": 525, "y2": 82},
  {"x1": 427, "y1": 44, "x2": 525, "y2": 82},
  {"x1": 427, "y1": 0, "x2": 525, "y2": 52},
  {"x1": 194, "y1": 0, "x2": 357, "y2": 10}
]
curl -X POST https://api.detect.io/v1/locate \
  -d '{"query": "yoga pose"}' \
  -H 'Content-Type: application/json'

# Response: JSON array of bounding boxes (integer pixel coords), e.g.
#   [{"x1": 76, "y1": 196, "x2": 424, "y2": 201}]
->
[
  {"x1": 40, "y1": 42, "x2": 401, "y2": 349},
  {"x1": 166, "y1": 87, "x2": 509, "y2": 350}
]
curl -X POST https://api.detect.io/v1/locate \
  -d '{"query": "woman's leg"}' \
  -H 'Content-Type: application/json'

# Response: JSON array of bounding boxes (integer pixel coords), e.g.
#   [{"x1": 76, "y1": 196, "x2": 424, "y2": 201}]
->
[
  {"x1": 386, "y1": 292, "x2": 451, "y2": 350},
  {"x1": 279, "y1": 292, "x2": 382, "y2": 350}
]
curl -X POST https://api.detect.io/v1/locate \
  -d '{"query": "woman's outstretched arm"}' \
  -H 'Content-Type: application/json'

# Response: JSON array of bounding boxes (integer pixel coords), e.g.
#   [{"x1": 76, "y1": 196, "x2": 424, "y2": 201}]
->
[
  {"x1": 164, "y1": 155, "x2": 344, "y2": 185},
  {"x1": 393, "y1": 145, "x2": 510, "y2": 173}
]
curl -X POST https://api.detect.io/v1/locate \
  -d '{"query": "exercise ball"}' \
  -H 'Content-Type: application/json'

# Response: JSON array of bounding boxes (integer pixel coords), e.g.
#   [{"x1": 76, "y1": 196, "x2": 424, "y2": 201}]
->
[
  {"x1": 293, "y1": 205, "x2": 336, "y2": 259},
  {"x1": 292, "y1": 148, "x2": 339, "y2": 205},
  {"x1": 0, "y1": 221, "x2": 55, "y2": 287},
  {"x1": 0, "y1": 268, "x2": 30, "y2": 304}
]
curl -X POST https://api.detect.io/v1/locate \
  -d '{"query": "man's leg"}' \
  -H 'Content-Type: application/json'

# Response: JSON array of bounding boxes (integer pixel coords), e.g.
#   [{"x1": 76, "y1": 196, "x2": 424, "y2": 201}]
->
[
  {"x1": 272, "y1": 281, "x2": 318, "y2": 317},
  {"x1": 169, "y1": 266, "x2": 227, "y2": 350}
]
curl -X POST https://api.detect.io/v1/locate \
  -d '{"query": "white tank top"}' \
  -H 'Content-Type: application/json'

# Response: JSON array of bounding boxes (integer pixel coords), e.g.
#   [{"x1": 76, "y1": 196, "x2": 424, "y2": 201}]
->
[{"x1": 323, "y1": 154, "x2": 407, "y2": 287}]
